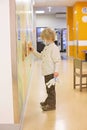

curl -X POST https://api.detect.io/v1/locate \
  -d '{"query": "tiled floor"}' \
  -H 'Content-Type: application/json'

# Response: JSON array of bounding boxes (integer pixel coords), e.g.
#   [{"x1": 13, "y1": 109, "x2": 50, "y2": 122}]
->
[{"x1": 22, "y1": 59, "x2": 87, "y2": 130}]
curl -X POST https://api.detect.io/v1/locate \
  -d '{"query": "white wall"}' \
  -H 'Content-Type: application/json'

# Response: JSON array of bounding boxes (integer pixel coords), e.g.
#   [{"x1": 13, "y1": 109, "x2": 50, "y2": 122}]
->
[
  {"x1": 0, "y1": 1, "x2": 14, "y2": 123},
  {"x1": 36, "y1": 14, "x2": 66, "y2": 28}
]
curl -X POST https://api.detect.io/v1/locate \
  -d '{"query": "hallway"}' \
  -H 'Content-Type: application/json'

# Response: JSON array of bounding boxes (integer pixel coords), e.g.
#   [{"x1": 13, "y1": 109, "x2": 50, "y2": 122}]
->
[{"x1": 22, "y1": 59, "x2": 87, "y2": 130}]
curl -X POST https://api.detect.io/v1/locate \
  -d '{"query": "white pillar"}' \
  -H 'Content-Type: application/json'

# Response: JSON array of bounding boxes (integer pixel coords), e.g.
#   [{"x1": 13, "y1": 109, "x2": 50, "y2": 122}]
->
[{"x1": 0, "y1": 0, "x2": 14, "y2": 123}]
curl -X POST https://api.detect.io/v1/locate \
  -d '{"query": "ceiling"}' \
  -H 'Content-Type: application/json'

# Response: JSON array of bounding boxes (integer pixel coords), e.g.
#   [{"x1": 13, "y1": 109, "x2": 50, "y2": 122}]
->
[
  {"x1": 34, "y1": 6, "x2": 67, "y2": 14},
  {"x1": 34, "y1": 0, "x2": 87, "y2": 7},
  {"x1": 34, "y1": 0, "x2": 87, "y2": 14}
]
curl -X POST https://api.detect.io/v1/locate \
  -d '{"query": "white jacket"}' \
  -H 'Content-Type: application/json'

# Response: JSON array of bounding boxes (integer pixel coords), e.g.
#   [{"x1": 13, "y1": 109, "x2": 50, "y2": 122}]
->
[{"x1": 33, "y1": 43, "x2": 61, "y2": 76}]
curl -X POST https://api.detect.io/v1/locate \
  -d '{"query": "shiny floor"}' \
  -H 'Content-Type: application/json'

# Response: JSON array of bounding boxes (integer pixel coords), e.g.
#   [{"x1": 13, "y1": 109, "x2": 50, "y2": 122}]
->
[{"x1": 23, "y1": 59, "x2": 87, "y2": 130}]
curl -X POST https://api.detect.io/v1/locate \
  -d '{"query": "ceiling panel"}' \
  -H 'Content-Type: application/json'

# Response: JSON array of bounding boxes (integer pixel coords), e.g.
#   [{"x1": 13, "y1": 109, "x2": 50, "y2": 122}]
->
[{"x1": 34, "y1": 0, "x2": 87, "y2": 7}]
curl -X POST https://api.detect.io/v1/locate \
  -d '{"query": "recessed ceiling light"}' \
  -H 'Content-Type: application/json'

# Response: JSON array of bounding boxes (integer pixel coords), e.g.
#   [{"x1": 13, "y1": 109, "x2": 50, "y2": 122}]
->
[{"x1": 35, "y1": 10, "x2": 45, "y2": 14}]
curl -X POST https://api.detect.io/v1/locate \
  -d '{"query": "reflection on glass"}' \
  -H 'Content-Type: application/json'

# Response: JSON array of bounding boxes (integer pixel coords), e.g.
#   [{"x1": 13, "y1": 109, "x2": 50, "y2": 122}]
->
[{"x1": 16, "y1": 0, "x2": 33, "y2": 119}]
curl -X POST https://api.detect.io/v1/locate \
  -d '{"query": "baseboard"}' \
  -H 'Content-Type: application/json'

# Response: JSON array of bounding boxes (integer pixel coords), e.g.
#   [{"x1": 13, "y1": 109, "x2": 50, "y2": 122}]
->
[{"x1": 0, "y1": 124, "x2": 20, "y2": 130}]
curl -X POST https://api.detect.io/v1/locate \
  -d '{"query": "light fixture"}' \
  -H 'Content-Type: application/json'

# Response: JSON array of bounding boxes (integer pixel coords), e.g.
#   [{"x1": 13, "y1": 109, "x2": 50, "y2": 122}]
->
[
  {"x1": 16, "y1": 11, "x2": 32, "y2": 14},
  {"x1": 35, "y1": 10, "x2": 45, "y2": 14},
  {"x1": 33, "y1": 0, "x2": 35, "y2": 5},
  {"x1": 16, "y1": 0, "x2": 22, "y2": 2},
  {"x1": 48, "y1": 6, "x2": 52, "y2": 12}
]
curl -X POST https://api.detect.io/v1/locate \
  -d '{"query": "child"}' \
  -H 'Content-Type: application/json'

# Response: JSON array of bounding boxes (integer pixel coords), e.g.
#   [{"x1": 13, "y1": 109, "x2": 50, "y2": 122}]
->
[{"x1": 29, "y1": 28, "x2": 61, "y2": 111}]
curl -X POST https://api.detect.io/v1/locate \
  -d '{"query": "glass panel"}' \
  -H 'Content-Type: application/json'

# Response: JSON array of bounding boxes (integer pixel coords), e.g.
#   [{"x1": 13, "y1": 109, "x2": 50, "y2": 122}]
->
[{"x1": 16, "y1": 0, "x2": 33, "y2": 119}]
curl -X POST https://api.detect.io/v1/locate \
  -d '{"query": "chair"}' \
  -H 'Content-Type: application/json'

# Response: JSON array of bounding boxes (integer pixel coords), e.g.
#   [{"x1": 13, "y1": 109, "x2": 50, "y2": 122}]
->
[{"x1": 73, "y1": 58, "x2": 87, "y2": 91}]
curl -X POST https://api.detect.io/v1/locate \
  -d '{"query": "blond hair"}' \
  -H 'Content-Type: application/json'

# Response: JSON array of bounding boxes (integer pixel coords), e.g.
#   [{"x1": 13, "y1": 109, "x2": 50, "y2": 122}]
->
[{"x1": 40, "y1": 28, "x2": 55, "y2": 41}]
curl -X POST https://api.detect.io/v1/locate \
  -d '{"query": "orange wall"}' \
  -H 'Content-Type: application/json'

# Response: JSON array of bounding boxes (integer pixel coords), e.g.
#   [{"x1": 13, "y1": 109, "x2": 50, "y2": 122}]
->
[
  {"x1": 73, "y1": 2, "x2": 87, "y2": 40},
  {"x1": 67, "y1": 2, "x2": 87, "y2": 59},
  {"x1": 69, "y1": 45, "x2": 87, "y2": 59},
  {"x1": 67, "y1": 7, "x2": 73, "y2": 41}
]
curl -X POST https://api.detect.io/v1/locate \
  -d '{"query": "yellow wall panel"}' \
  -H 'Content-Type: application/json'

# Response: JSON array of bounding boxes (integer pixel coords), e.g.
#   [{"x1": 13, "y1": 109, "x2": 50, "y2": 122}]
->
[
  {"x1": 69, "y1": 45, "x2": 87, "y2": 60},
  {"x1": 78, "y1": 46, "x2": 87, "y2": 59},
  {"x1": 69, "y1": 46, "x2": 74, "y2": 56},
  {"x1": 73, "y1": 2, "x2": 87, "y2": 40},
  {"x1": 67, "y1": 7, "x2": 73, "y2": 41},
  {"x1": 67, "y1": 2, "x2": 87, "y2": 58}
]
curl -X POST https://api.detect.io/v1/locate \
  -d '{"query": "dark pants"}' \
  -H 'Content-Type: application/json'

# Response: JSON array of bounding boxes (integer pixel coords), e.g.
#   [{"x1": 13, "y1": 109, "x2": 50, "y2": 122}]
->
[{"x1": 44, "y1": 74, "x2": 56, "y2": 107}]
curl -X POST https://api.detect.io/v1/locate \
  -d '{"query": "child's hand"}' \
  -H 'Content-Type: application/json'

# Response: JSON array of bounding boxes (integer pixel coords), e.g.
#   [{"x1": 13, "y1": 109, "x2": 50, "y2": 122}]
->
[
  {"x1": 28, "y1": 46, "x2": 34, "y2": 52},
  {"x1": 54, "y1": 72, "x2": 59, "y2": 78},
  {"x1": 28, "y1": 42, "x2": 34, "y2": 52}
]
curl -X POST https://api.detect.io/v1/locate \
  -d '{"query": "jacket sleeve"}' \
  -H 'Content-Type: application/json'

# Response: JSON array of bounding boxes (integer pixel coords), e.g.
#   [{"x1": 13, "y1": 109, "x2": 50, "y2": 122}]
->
[
  {"x1": 51, "y1": 45, "x2": 61, "y2": 72},
  {"x1": 33, "y1": 49, "x2": 42, "y2": 59}
]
